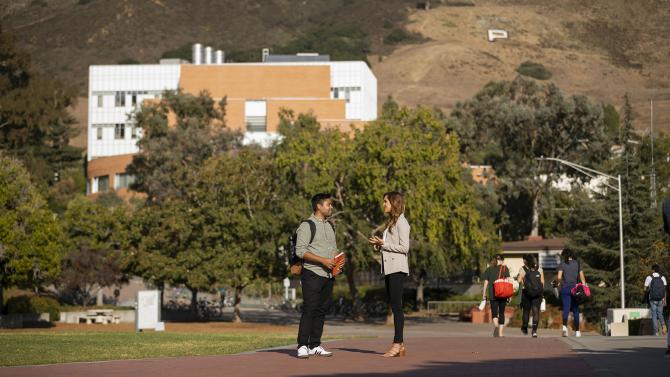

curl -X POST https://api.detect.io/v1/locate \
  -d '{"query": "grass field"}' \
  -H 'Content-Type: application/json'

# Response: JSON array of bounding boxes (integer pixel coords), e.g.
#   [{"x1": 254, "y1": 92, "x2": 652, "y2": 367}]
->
[{"x1": 0, "y1": 323, "x2": 298, "y2": 367}]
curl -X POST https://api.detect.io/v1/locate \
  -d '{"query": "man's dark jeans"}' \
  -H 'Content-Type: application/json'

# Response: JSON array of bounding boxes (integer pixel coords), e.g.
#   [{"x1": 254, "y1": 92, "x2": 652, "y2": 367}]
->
[{"x1": 297, "y1": 269, "x2": 334, "y2": 348}]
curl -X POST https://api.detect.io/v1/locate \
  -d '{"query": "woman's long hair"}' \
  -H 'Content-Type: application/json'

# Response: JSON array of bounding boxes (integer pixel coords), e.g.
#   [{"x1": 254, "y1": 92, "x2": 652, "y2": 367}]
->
[
  {"x1": 523, "y1": 254, "x2": 538, "y2": 270},
  {"x1": 384, "y1": 191, "x2": 405, "y2": 232}
]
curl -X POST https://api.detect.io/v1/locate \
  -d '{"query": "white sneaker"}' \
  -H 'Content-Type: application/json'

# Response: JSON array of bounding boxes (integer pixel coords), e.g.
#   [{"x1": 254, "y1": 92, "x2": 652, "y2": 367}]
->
[
  {"x1": 575, "y1": 331, "x2": 581, "y2": 338},
  {"x1": 297, "y1": 345, "x2": 310, "y2": 359},
  {"x1": 562, "y1": 326, "x2": 568, "y2": 337},
  {"x1": 309, "y1": 345, "x2": 333, "y2": 357}
]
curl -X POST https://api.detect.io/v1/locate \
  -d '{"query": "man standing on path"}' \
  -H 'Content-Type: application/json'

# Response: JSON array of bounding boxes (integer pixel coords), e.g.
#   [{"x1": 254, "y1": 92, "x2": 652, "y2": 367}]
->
[
  {"x1": 644, "y1": 264, "x2": 667, "y2": 337},
  {"x1": 295, "y1": 193, "x2": 342, "y2": 359}
]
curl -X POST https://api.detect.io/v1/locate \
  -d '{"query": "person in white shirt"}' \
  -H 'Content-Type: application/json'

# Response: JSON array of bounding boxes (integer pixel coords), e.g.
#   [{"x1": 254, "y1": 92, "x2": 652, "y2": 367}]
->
[{"x1": 643, "y1": 264, "x2": 667, "y2": 340}]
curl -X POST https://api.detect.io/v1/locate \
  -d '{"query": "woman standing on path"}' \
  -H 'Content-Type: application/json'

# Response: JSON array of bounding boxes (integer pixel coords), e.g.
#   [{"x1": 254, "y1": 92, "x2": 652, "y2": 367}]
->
[
  {"x1": 482, "y1": 254, "x2": 510, "y2": 337},
  {"x1": 517, "y1": 254, "x2": 544, "y2": 338},
  {"x1": 557, "y1": 248, "x2": 587, "y2": 337},
  {"x1": 369, "y1": 192, "x2": 410, "y2": 358}
]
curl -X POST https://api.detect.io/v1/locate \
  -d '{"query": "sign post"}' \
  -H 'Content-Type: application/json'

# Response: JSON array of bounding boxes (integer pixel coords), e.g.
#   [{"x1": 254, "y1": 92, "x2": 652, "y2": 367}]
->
[{"x1": 136, "y1": 290, "x2": 164, "y2": 332}]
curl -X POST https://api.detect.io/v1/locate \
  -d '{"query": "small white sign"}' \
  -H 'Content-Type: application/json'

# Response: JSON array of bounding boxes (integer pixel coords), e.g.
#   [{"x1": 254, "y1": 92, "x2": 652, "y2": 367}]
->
[{"x1": 136, "y1": 290, "x2": 161, "y2": 332}]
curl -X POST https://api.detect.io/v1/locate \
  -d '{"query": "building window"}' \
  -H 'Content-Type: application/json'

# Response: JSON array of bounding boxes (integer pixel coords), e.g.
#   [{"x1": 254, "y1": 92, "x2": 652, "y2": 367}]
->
[
  {"x1": 131, "y1": 126, "x2": 139, "y2": 139},
  {"x1": 245, "y1": 100, "x2": 267, "y2": 133},
  {"x1": 97, "y1": 95, "x2": 103, "y2": 108},
  {"x1": 115, "y1": 173, "x2": 135, "y2": 189},
  {"x1": 97, "y1": 175, "x2": 109, "y2": 193},
  {"x1": 115, "y1": 91, "x2": 126, "y2": 107},
  {"x1": 96, "y1": 127, "x2": 103, "y2": 140},
  {"x1": 331, "y1": 87, "x2": 360, "y2": 103},
  {"x1": 114, "y1": 123, "x2": 125, "y2": 139},
  {"x1": 131, "y1": 93, "x2": 137, "y2": 106}
]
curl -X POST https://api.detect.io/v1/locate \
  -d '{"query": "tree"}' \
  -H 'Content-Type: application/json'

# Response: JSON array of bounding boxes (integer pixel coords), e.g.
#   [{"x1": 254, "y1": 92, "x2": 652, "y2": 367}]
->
[
  {"x1": 60, "y1": 196, "x2": 128, "y2": 306},
  {"x1": 451, "y1": 77, "x2": 612, "y2": 239},
  {"x1": 196, "y1": 146, "x2": 284, "y2": 322},
  {"x1": 273, "y1": 110, "x2": 368, "y2": 318},
  {"x1": 0, "y1": 155, "x2": 65, "y2": 313},
  {"x1": 350, "y1": 105, "x2": 496, "y2": 308},
  {"x1": 126, "y1": 89, "x2": 240, "y2": 202},
  {"x1": 124, "y1": 90, "x2": 241, "y2": 315},
  {"x1": 564, "y1": 94, "x2": 666, "y2": 320},
  {"x1": 0, "y1": 27, "x2": 82, "y2": 200}
]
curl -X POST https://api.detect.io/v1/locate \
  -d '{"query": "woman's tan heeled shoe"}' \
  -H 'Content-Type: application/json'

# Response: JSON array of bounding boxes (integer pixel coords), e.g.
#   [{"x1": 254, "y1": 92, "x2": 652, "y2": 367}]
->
[{"x1": 382, "y1": 343, "x2": 405, "y2": 357}]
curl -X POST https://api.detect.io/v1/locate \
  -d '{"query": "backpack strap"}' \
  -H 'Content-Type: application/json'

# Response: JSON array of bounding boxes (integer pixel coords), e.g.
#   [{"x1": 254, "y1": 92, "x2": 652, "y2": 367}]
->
[
  {"x1": 497, "y1": 265, "x2": 507, "y2": 280},
  {"x1": 305, "y1": 220, "x2": 317, "y2": 245},
  {"x1": 305, "y1": 219, "x2": 335, "y2": 245}
]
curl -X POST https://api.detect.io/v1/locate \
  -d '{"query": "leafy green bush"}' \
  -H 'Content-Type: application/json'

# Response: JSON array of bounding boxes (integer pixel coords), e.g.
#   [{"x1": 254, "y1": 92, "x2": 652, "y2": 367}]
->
[
  {"x1": 117, "y1": 58, "x2": 140, "y2": 65},
  {"x1": 275, "y1": 24, "x2": 370, "y2": 63},
  {"x1": 516, "y1": 61, "x2": 553, "y2": 80},
  {"x1": 161, "y1": 43, "x2": 194, "y2": 62},
  {"x1": 383, "y1": 28, "x2": 419, "y2": 45},
  {"x1": 6, "y1": 295, "x2": 61, "y2": 322}
]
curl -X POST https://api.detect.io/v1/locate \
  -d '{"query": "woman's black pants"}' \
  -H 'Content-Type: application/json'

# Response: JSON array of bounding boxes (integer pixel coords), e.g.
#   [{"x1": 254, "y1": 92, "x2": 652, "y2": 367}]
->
[
  {"x1": 385, "y1": 272, "x2": 407, "y2": 343},
  {"x1": 521, "y1": 292, "x2": 541, "y2": 333}
]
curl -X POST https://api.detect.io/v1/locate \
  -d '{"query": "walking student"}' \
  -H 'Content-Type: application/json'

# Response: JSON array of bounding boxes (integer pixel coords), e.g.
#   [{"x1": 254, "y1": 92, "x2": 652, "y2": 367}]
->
[
  {"x1": 482, "y1": 254, "x2": 510, "y2": 337},
  {"x1": 369, "y1": 192, "x2": 410, "y2": 357},
  {"x1": 557, "y1": 248, "x2": 587, "y2": 337},
  {"x1": 644, "y1": 264, "x2": 667, "y2": 337},
  {"x1": 295, "y1": 193, "x2": 343, "y2": 359},
  {"x1": 517, "y1": 254, "x2": 544, "y2": 338}
]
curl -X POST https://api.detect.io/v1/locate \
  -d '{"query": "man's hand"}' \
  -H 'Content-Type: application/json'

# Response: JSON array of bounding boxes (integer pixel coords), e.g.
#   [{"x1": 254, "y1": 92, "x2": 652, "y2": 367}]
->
[
  {"x1": 322, "y1": 258, "x2": 336, "y2": 270},
  {"x1": 335, "y1": 257, "x2": 345, "y2": 271}
]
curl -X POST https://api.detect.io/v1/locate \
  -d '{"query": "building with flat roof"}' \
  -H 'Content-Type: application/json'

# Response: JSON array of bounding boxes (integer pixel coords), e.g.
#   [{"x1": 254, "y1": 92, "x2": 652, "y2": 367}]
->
[{"x1": 86, "y1": 45, "x2": 377, "y2": 196}]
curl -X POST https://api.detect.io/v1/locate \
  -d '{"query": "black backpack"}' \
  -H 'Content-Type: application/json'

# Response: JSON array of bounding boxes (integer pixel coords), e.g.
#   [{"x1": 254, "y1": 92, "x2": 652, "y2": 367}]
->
[
  {"x1": 523, "y1": 266, "x2": 543, "y2": 298},
  {"x1": 649, "y1": 275, "x2": 666, "y2": 301},
  {"x1": 288, "y1": 219, "x2": 334, "y2": 275}
]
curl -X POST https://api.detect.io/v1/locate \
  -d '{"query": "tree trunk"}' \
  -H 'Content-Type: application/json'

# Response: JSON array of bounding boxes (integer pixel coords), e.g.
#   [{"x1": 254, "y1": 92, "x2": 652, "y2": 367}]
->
[
  {"x1": 530, "y1": 192, "x2": 540, "y2": 237},
  {"x1": 189, "y1": 287, "x2": 198, "y2": 318},
  {"x1": 344, "y1": 253, "x2": 364, "y2": 321},
  {"x1": 96, "y1": 287, "x2": 104, "y2": 306},
  {"x1": 232, "y1": 286, "x2": 243, "y2": 323},
  {"x1": 0, "y1": 281, "x2": 4, "y2": 315},
  {"x1": 415, "y1": 270, "x2": 426, "y2": 311}
]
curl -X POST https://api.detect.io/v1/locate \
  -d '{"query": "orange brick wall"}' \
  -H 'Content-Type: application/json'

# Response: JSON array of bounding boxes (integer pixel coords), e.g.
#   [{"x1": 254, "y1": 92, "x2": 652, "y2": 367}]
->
[{"x1": 180, "y1": 65, "x2": 332, "y2": 99}]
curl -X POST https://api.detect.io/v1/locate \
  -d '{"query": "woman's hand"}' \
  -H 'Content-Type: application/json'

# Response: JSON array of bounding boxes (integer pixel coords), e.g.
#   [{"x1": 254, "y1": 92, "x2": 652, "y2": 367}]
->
[{"x1": 368, "y1": 236, "x2": 384, "y2": 247}]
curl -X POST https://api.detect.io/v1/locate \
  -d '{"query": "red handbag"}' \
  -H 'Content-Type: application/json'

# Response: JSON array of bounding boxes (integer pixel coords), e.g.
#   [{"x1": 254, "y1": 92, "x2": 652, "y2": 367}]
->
[{"x1": 493, "y1": 266, "x2": 514, "y2": 299}]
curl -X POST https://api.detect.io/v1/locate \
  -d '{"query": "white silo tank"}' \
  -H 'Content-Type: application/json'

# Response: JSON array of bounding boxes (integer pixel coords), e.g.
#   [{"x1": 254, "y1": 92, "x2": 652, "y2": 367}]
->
[
  {"x1": 204, "y1": 46, "x2": 213, "y2": 64},
  {"x1": 192, "y1": 43, "x2": 202, "y2": 65},
  {"x1": 215, "y1": 50, "x2": 224, "y2": 64}
]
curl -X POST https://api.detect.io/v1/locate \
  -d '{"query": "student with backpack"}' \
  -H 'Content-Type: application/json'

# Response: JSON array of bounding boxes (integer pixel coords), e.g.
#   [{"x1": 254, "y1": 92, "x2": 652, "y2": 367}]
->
[
  {"x1": 557, "y1": 248, "x2": 587, "y2": 337},
  {"x1": 294, "y1": 193, "x2": 344, "y2": 359},
  {"x1": 644, "y1": 264, "x2": 667, "y2": 337},
  {"x1": 482, "y1": 254, "x2": 511, "y2": 337},
  {"x1": 517, "y1": 254, "x2": 544, "y2": 338}
]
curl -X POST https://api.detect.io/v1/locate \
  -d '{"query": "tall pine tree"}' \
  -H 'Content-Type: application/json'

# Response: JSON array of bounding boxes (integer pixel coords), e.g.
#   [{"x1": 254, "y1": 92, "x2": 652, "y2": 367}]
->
[{"x1": 566, "y1": 95, "x2": 664, "y2": 320}]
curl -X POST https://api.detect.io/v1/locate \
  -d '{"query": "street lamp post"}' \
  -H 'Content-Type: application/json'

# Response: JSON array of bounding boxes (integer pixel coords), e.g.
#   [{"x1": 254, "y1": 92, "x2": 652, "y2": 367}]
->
[{"x1": 537, "y1": 157, "x2": 625, "y2": 309}]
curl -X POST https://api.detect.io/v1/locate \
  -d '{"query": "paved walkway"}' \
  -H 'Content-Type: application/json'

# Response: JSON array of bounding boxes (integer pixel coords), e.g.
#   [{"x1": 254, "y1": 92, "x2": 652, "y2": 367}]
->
[
  {"x1": 0, "y1": 336, "x2": 592, "y2": 377},
  {"x1": 1, "y1": 317, "x2": 667, "y2": 377}
]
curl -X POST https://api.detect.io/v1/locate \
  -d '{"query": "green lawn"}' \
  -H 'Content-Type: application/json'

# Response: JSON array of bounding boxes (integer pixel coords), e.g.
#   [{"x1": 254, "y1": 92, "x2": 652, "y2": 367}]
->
[{"x1": 0, "y1": 331, "x2": 296, "y2": 366}]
